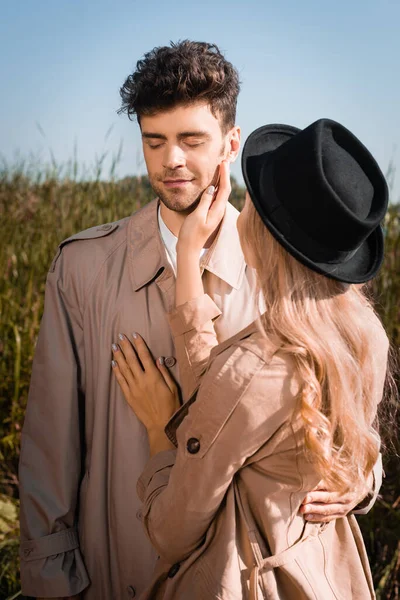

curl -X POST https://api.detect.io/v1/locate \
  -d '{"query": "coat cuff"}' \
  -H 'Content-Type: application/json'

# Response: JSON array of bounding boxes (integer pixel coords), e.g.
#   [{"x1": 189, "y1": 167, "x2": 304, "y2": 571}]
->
[
  {"x1": 137, "y1": 449, "x2": 177, "y2": 506},
  {"x1": 168, "y1": 294, "x2": 221, "y2": 336},
  {"x1": 20, "y1": 527, "x2": 79, "y2": 561},
  {"x1": 352, "y1": 453, "x2": 383, "y2": 515},
  {"x1": 20, "y1": 528, "x2": 90, "y2": 597}
]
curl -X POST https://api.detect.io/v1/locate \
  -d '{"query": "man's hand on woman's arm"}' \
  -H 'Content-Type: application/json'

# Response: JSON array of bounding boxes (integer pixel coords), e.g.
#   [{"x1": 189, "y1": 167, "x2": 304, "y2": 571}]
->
[{"x1": 299, "y1": 463, "x2": 380, "y2": 522}]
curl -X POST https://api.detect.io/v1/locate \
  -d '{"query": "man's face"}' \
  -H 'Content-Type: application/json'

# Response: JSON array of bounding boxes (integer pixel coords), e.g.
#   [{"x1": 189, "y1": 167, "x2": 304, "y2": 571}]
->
[{"x1": 140, "y1": 102, "x2": 234, "y2": 213}]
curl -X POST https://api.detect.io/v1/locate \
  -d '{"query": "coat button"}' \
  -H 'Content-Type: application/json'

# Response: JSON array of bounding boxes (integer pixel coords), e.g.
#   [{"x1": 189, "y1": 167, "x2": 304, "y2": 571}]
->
[
  {"x1": 98, "y1": 223, "x2": 112, "y2": 231},
  {"x1": 127, "y1": 585, "x2": 136, "y2": 597},
  {"x1": 187, "y1": 437, "x2": 200, "y2": 454},
  {"x1": 165, "y1": 356, "x2": 176, "y2": 368},
  {"x1": 168, "y1": 563, "x2": 180, "y2": 578}
]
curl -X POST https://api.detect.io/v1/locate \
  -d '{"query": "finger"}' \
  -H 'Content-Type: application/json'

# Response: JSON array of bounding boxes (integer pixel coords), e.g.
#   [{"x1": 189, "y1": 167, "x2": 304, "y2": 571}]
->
[
  {"x1": 304, "y1": 513, "x2": 338, "y2": 523},
  {"x1": 302, "y1": 490, "x2": 343, "y2": 506},
  {"x1": 113, "y1": 337, "x2": 139, "y2": 382},
  {"x1": 131, "y1": 332, "x2": 158, "y2": 373},
  {"x1": 196, "y1": 161, "x2": 230, "y2": 222},
  {"x1": 116, "y1": 333, "x2": 143, "y2": 378},
  {"x1": 194, "y1": 184, "x2": 216, "y2": 222},
  {"x1": 218, "y1": 159, "x2": 231, "y2": 197},
  {"x1": 207, "y1": 160, "x2": 231, "y2": 221},
  {"x1": 111, "y1": 360, "x2": 132, "y2": 402},
  {"x1": 300, "y1": 502, "x2": 348, "y2": 517},
  {"x1": 157, "y1": 357, "x2": 178, "y2": 394}
]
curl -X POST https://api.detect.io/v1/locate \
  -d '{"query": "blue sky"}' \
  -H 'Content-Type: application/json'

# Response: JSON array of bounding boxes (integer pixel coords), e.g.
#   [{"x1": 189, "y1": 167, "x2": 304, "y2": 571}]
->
[{"x1": 1, "y1": 0, "x2": 399, "y2": 200}]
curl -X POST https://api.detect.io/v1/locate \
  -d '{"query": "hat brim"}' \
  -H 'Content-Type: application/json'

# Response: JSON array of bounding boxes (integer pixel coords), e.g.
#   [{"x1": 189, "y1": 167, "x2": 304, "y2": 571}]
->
[{"x1": 241, "y1": 124, "x2": 384, "y2": 284}]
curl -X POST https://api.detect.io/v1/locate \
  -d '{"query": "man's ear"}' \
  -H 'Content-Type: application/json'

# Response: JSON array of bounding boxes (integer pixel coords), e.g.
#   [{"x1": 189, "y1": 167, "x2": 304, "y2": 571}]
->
[{"x1": 226, "y1": 126, "x2": 241, "y2": 163}]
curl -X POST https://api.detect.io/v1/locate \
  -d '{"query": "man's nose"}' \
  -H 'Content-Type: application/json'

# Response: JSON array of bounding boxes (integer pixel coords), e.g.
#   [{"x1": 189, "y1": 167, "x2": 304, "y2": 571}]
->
[{"x1": 162, "y1": 145, "x2": 186, "y2": 170}]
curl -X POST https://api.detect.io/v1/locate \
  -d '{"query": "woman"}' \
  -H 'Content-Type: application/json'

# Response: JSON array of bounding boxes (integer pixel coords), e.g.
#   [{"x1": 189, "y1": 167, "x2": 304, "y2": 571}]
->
[{"x1": 111, "y1": 118, "x2": 390, "y2": 599}]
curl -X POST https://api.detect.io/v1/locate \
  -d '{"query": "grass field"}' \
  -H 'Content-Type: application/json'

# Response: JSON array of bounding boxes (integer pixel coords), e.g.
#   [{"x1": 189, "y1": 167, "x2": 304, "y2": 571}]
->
[{"x1": 0, "y1": 161, "x2": 399, "y2": 599}]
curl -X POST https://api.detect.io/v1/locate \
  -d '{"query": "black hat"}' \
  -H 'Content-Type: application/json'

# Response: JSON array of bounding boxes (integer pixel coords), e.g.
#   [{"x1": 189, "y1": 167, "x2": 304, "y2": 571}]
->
[{"x1": 241, "y1": 118, "x2": 389, "y2": 283}]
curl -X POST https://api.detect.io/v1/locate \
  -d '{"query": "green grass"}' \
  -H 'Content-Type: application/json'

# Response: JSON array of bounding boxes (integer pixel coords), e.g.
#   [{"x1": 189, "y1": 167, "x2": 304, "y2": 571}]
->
[{"x1": 0, "y1": 160, "x2": 399, "y2": 599}]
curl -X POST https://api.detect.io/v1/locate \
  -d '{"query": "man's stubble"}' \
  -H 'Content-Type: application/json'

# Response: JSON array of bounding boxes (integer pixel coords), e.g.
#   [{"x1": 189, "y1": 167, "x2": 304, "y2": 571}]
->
[{"x1": 149, "y1": 142, "x2": 226, "y2": 215}]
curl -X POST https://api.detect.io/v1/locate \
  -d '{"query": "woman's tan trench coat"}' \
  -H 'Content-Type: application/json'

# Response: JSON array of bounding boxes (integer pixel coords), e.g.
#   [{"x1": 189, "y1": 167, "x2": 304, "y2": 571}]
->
[
  {"x1": 136, "y1": 294, "x2": 388, "y2": 600},
  {"x1": 19, "y1": 199, "x2": 383, "y2": 599}
]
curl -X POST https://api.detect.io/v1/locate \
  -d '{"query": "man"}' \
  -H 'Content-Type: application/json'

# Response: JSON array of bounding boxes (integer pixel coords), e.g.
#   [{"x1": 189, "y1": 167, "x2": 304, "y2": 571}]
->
[{"x1": 19, "y1": 41, "x2": 381, "y2": 600}]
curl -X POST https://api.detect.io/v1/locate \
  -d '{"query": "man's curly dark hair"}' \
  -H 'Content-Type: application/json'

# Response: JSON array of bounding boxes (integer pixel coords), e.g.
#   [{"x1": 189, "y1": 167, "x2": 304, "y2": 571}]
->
[{"x1": 118, "y1": 40, "x2": 240, "y2": 132}]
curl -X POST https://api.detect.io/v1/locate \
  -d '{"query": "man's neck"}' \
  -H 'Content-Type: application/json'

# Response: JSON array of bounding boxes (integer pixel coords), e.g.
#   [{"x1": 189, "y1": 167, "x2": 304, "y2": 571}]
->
[
  {"x1": 159, "y1": 202, "x2": 185, "y2": 238},
  {"x1": 159, "y1": 201, "x2": 221, "y2": 248}
]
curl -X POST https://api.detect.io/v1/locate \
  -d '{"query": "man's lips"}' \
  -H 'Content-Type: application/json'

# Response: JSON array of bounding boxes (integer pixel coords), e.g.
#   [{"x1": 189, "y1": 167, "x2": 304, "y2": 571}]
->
[{"x1": 163, "y1": 179, "x2": 194, "y2": 188}]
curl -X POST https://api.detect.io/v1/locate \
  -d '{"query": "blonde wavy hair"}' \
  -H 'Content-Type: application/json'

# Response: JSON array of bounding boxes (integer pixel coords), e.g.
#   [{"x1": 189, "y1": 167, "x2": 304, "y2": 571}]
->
[{"x1": 242, "y1": 198, "x2": 390, "y2": 495}]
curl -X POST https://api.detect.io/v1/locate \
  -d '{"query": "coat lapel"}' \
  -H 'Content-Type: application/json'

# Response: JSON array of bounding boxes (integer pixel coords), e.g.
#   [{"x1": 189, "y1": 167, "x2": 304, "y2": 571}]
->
[{"x1": 127, "y1": 199, "x2": 174, "y2": 292}]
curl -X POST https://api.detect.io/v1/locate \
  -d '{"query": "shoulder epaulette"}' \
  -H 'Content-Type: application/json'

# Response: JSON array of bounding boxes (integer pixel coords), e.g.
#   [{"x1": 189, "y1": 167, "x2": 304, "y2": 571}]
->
[{"x1": 49, "y1": 222, "x2": 119, "y2": 272}]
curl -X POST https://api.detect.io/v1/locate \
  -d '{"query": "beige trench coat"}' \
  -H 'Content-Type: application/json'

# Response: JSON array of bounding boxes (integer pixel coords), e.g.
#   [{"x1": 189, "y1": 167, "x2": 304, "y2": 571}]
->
[
  {"x1": 19, "y1": 199, "x2": 382, "y2": 599},
  {"x1": 136, "y1": 294, "x2": 389, "y2": 600}
]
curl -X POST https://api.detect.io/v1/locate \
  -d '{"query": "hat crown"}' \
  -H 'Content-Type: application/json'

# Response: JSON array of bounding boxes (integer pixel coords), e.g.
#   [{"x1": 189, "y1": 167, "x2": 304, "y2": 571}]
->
[
  {"x1": 322, "y1": 127, "x2": 373, "y2": 217},
  {"x1": 263, "y1": 119, "x2": 386, "y2": 251}
]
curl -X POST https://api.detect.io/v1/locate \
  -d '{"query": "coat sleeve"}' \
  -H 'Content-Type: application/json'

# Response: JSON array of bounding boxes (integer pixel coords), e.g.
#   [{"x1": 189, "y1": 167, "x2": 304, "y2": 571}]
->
[
  {"x1": 18, "y1": 248, "x2": 90, "y2": 598},
  {"x1": 137, "y1": 347, "x2": 296, "y2": 565},
  {"x1": 352, "y1": 452, "x2": 383, "y2": 514},
  {"x1": 167, "y1": 293, "x2": 222, "y2": 401}
]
